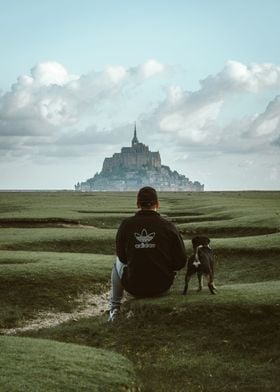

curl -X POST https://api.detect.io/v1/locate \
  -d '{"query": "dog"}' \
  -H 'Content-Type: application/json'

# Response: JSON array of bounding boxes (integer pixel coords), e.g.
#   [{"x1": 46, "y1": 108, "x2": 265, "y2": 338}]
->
[{"x1": 183, "y1": 236, "x2": 217, "y2": 295}]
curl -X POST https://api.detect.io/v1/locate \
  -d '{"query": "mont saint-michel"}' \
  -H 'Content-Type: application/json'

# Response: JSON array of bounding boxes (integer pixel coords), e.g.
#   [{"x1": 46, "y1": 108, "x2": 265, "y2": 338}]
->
[{"x1": 75, "y1": 125, "x2": 204, "y2": 192}]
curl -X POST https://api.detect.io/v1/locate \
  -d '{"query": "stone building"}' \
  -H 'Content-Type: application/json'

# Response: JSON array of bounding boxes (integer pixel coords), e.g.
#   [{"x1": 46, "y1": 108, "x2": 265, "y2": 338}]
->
[{"x1": 75, "y1": 125, "x2": 204, "y2": 192}]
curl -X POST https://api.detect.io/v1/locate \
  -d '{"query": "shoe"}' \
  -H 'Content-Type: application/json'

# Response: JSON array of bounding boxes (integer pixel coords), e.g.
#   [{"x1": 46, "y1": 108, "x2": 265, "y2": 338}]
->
[{"x1": 108, "y1": 308, "x2": 120, "y2": 322}]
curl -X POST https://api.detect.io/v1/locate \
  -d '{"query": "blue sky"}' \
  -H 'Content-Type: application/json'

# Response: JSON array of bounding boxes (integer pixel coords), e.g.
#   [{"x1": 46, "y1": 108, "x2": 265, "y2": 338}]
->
[{"x1": 0, "y1": 0, "x2": 280, "y2": 190}]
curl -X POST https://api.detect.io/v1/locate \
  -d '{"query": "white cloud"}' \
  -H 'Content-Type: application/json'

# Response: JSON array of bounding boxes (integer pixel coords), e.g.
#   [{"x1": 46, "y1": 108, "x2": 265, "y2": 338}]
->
[
  {"x1": 159, "y1": 100, "x2": 223, "y2": 143},
  {"x1": 141, "y1": 61, "x2": 280, "y2": 154},
  {"x1": 255, "y1": 117, "x2": 278, "y2": 136},
  {"x1": 248, "y1": 95, "x2": 280, "y2": 141},
  {"x1": 167, "y1": 86, "x2": 184, "y2": 104},
  {"x1": 106, "y1": 65, "x2": 127, "y2": 83},
  {"x1": 30, "y1": 62, "x2": 79, "y2": 87},
  {"x1": 200, "y1": 60, "x2": 280, "y2": 94},
  {"x1": 140, "y1": 59, "x2": 165, "y2": 78},
  {"x1": 0, "y1": 60, "x2": 168, "y2": 160},
  {"x1": 1, "y1": 59, "x2": 280, "y2": 165},
  {"x1": 0, "y1": 62, "x2": 82, "y2": 139},
  {"x1": 39, "y1": 97, "x2": 77, "y2": 126},
  {"x1": 0, "y1": 59, "x2": 167, "y2": 138}
]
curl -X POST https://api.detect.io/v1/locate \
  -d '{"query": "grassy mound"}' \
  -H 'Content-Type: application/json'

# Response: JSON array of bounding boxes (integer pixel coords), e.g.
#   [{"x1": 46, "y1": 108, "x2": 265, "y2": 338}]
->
[
  {"x1": 25, "y1": 280, "x2": 280, "y2": 392},
  {"x1": 0, "y1": 228, "x2": 116, "y2": 254},
  {"x1": 0, "y1": 336, "x2": 136, "y2": 391},
  {"x1": 0, "y1": 251, "x2": 113, "y2": 328},
  {"x1": 212, "y1": 233, "x2": 280, "y2": 256}
]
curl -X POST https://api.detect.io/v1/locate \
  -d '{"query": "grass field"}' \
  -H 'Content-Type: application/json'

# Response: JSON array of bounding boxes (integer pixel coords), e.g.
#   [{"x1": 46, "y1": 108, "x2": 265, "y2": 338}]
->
[
  {"x1": 0, "y1": 190, "x2": 279, "y2": 391},
  {"x1": 0, "y1": 336, "x2": 136, "y2": 391}
]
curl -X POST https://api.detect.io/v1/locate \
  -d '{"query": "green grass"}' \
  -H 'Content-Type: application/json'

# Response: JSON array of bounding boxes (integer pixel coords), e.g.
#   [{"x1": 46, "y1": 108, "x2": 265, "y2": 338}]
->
[
  {"x1": 0, "y1": 336, "x2": 136, "y2": 391},
  {"x1": 1, "y1": 191, "x2": 279, "y2": 233},
  {"x1": 0, "y1": 251, "x2": 113, "y2": 328},
  {"x1": 24, "y1": 279, "x2": 280, "y2": 392},
  {"x1": 0, "y1": 190, "x2": 279, "y2": 391},
  {"x1": 214, "y1": 255, "x2": 280, "y2": 284},
  {"x1": 212, "y1": 233, "x2": 280, "y2": 257},
  {"x1": 0, "y1": 227, "x2": 116, "y2": 254},
  {"x1": 0, "y1": 191, "x2": 137, "y2": 219}
]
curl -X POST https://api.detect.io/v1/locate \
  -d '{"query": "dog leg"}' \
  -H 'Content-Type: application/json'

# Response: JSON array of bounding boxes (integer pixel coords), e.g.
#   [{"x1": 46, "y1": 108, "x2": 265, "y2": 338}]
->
[
  {"x1": 183, "y1": 274, "x2": 192, "y2": 295},
  {"x1": 207, "y1": 273, "x2": 216, "y2": 295},
  {"x1": 197, "y1": 272, "x2": 203, "y2": 291}
]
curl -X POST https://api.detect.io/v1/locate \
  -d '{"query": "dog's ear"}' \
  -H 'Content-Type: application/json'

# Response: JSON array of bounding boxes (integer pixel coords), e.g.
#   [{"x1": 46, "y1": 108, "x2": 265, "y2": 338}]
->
[
  {"x1": 191, "y1": 236, "x2": 199, "y2": 249},
  {"x1": 192, "y1": 236, "x2": 204, "y2": 249},
  {"x1": 201, "y1": 237, "x2": 210, "y2": 246},
  {"x1": 192, "y1": 236, "x2": 210, "y2": 248}
]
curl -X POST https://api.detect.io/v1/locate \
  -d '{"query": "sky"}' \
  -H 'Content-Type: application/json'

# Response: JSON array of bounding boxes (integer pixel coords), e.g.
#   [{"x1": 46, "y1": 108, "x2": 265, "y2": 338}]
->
[{"x1": 0, "y1": 0, "x2": 280, "y2": 191}]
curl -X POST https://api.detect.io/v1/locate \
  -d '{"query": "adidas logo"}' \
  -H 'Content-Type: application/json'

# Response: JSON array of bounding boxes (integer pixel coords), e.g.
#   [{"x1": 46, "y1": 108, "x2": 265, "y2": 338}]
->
[{"x1": 134, "y1": 229, "x2": 156, "y2": 248}]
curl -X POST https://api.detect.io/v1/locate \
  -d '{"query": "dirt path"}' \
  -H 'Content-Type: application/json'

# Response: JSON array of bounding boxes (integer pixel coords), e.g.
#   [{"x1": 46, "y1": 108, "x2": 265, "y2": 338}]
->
[{"x1": 0, "y1": 291, "x2": 111, "y2": 336}]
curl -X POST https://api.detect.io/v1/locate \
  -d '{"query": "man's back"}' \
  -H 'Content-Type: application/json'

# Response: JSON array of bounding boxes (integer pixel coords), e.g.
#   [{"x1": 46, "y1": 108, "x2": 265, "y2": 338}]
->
[{"x1": 116, "y1": 209, "x2": 187, "y2": 296}]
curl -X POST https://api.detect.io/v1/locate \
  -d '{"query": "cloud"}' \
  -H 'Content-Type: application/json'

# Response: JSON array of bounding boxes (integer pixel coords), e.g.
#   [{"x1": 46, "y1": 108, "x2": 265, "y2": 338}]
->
[
  {"x1": 1, "y1": 59, "x2": 280, "y2": 164},
  {"x1": 140, "y1": 59, "x2": 165, "y2": 78},
  {"x1": 56, "y1": 123, "x2": 132, "y2": 147},
  {"x1": 0, "y1": 59, "x2": 166, "y2": 152},
  {"x1": 248, "y1": 95, "x2": 280, "y2": 141},
  {"x1": 0, "y1": 58, "x2": 165, "y2": 160},
  {"x1": 141, "y1": 61, "x2": 280, "y2": 154},
  {"x1": 200, "y1": 60, "x2": 280, "y2": 94},
  {"x1": 0, "y1": 62, "x2": 80, "y2": 139},
  {"x1": 106, "y1": 65, "x2": 127, "y2": 83},
  {"x1": 141, "y1": 82, "x2": 224, "y2": 147},
  {"x1": 30, "y1": 62, "x2": 79, "y2": 87},
  {"x1": 157, "y1": 93, "x2": 223, "y2": 143}
]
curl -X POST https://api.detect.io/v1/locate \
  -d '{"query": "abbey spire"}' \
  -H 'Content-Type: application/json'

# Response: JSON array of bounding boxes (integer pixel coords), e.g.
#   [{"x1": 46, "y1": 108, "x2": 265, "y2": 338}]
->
[{"x1": 132, "y1": 122, "x2": 139, "y2": 146}]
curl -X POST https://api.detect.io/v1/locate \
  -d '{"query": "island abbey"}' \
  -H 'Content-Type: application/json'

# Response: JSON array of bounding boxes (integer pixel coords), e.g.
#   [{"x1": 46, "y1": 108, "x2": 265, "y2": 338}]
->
[{"x1": 75, "y1": 125, "x2": 204, "y2": 191}]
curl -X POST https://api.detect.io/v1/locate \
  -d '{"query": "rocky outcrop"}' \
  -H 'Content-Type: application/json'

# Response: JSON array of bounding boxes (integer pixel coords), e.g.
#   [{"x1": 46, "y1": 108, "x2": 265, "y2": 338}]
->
[{"x1": 75, "y1": 125, "x2": 204, "y2": 192}]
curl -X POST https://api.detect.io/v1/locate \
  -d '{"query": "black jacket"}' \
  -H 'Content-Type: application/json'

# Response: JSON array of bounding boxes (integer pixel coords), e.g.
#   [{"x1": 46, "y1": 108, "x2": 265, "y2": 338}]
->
[{"x1": 116, "y1": 210, "x2": 187, "y2": 297}]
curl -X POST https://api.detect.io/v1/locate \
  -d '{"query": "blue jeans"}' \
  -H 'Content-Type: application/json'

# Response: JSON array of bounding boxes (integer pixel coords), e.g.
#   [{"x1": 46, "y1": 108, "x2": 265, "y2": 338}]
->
[
  {"x1": 109, "y1": 257, "x2": 171, "y2": 311},
  {"x1": 109, "y1": 257, "x2": 126, "y2": 310}
]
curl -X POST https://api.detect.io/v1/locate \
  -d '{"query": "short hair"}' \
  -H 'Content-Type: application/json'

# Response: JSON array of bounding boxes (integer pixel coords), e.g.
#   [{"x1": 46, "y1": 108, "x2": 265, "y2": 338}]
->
[{"x1": 137, "y1": 186, "x2": 158, "y2": 207}]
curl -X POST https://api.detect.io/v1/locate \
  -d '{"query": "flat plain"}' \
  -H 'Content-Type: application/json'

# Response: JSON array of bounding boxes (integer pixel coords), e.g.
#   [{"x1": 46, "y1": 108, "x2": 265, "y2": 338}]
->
[{"x1": 0, "y1": 191, "x2": 279, "y2": 391}]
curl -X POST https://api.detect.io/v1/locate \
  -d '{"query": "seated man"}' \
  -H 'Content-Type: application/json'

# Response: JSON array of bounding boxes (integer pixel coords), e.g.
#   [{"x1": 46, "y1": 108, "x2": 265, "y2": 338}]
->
[{"x1": 108, "y1": 186, "x2": 187, "y2": 321}]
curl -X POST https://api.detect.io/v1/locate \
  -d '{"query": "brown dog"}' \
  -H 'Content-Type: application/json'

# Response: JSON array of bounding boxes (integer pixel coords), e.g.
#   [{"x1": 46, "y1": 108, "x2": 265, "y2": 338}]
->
[{"x1": 183, "y1": 236, "x2": 217, "y2": 295}]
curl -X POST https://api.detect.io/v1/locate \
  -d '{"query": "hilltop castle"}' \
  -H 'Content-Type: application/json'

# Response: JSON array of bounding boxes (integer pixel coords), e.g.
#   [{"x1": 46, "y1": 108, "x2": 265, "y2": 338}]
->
[{"x1": 75, "y1": 125, "x2": 204, "y2": 191}]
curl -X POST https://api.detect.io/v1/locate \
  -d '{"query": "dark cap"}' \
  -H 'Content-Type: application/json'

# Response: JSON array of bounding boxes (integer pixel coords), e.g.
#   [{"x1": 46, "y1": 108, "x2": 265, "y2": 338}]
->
[{"x1": 137, "y1": 186, "x2": 158, "y2": 207}]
